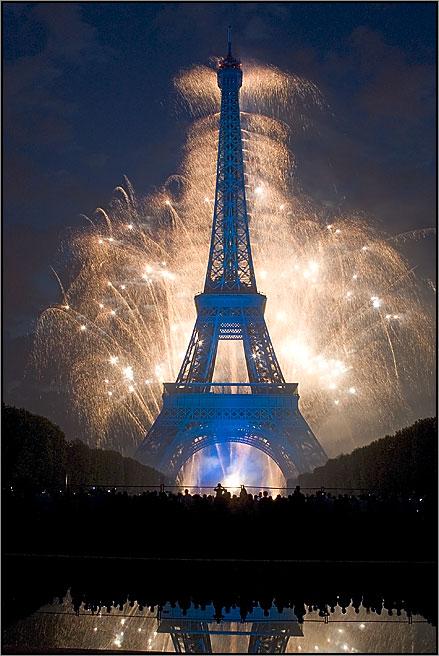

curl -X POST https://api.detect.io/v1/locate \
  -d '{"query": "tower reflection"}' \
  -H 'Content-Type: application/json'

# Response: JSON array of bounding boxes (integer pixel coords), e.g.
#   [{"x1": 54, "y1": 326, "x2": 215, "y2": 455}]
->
[{"x1": 157, "y1": 603, "x2": 303, "y2": 653}]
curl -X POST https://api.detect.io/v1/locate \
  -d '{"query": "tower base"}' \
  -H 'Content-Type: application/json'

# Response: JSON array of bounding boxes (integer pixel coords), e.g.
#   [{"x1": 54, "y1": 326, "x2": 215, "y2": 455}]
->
[{"x1": 136, "y1": 383, "x2": 327, "y2": 482}]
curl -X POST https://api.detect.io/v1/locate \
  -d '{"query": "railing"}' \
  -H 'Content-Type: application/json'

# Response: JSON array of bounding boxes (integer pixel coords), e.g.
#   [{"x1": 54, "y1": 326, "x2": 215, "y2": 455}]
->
[
  {"x1": 164, "y1": 382, "x2": 298, "y2": 395},
  {"x1": 7, "y1": 484, "x2": 407, "y2": 498}
]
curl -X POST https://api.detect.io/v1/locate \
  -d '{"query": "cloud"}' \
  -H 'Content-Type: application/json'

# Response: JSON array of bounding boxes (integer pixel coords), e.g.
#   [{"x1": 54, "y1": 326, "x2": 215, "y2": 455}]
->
[
  {"x1": 287, "y1": 25, "x2": 435, "y2": 236},
  {"x1": 3, "y1": 223, "x2": 62, "y2": 332},
  {"x1": 349, "y1": 27, "x2": 434, "y2": 123},
  {"x1": 243, "y1": 15, "x2": 270, "y2": 42},
  {"x1": 4, "y1": 4, "x2": 109, "y2": 148},
  {"x1": 32, "y1": 3, "x2": 105, "y2": 61},
  {"x1": 152, "y1": 4, "x2": 226, "y2": 47}
]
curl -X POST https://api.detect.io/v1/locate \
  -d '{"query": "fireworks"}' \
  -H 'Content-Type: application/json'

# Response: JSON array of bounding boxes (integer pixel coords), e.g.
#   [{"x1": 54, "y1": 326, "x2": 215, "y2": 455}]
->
[{"x1": 33, "y1": 61, "x2": 434, "y2": 482}]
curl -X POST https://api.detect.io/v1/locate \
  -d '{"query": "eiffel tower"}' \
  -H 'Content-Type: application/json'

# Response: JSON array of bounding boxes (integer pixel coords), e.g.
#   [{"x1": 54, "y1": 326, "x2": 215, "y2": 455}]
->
[{"x1": 136, "y1": 31, "x2": 327, "y2": 482}]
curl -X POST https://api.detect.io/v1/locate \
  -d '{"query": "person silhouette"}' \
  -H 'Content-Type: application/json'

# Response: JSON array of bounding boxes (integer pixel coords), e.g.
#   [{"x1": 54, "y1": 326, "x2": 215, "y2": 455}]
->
[{"x1": 214, "y1": 483, "x2": 225, "y2": 498}]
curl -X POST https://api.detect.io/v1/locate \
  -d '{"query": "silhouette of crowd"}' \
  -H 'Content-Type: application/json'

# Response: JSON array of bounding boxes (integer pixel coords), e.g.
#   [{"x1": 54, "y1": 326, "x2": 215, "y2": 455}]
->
[
  {"x1": 4, "y1": 482, "x2": 434, "y2": 563},
  {"x1": 5, "y1": 480, "x2": 431, "y2": 513}
]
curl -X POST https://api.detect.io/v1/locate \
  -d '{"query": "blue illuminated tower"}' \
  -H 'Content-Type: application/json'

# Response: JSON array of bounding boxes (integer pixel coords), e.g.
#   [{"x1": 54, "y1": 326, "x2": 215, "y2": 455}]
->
[{"x1": 136, "y1": 32, "x2": 327, "y2": 481}]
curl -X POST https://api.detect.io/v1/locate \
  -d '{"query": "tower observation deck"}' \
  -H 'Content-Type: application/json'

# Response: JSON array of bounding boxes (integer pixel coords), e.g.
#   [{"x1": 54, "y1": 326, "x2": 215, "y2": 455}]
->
[{"x1": 136, "y1": 32, "x2": 327, "y2": 481}]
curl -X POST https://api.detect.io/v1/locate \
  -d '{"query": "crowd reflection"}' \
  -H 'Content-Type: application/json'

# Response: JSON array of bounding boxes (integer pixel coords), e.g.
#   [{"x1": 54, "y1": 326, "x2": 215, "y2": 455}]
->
[
  {"x1": 68, "y1": 589, "x2": 435, "y2": 625},
  {"x1": 2, "y1": 593, "x2": 437, "y2": 654}
]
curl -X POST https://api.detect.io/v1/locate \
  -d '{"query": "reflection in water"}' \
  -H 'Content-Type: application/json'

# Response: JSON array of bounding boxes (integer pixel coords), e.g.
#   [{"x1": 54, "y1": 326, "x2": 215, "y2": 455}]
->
[{"x1": 3, "y1": 593, "x2": 436, "y2": 654}]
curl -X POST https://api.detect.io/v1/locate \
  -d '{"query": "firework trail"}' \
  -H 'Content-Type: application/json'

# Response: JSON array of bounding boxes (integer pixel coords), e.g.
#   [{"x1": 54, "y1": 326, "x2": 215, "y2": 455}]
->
[{"x1": 33, "y1": 61, "x2": 434, "y2": 485}]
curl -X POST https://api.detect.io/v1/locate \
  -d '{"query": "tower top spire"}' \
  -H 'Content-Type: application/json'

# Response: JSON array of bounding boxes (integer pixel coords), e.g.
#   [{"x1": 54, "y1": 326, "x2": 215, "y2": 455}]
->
[{"x1": 219, "y1": 25, "x2": 240, "y2": 69}]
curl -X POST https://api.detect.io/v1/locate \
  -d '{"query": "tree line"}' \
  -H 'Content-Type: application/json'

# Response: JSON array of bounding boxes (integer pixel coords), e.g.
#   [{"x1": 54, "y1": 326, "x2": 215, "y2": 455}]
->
[
  {"x1": 3, "y1": 404, "x2": 436, "y2": 495},
  {"x1": 2, "y1": 404, "x2": 166, "y2": 490},
  {"x1": 295, "y1": 417, "x2": 437, "y2": 496}
]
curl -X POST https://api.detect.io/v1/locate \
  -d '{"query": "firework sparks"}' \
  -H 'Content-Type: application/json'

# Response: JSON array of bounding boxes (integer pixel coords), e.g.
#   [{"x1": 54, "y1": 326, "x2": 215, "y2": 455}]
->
[{"x1": 33, "y1": 61, "x2": 434, "y2": 483}]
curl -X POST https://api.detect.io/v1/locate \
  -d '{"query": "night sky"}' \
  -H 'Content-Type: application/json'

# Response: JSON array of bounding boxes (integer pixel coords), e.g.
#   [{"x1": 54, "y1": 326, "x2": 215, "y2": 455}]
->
[{"x1": 3, "y1": 2, "x2": 436, "y2": 438}]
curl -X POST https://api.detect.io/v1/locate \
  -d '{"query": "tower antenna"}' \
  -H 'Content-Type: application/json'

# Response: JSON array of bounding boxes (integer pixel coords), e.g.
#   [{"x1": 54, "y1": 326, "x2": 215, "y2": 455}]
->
[{"x1": 227, "y1": 25, "x2": 232, "y2": 57}]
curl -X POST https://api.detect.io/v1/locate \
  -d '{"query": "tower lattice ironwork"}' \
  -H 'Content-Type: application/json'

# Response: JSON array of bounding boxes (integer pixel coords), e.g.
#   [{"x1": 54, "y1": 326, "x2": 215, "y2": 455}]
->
[{"x1": 136, "y1": 32, "x2": 327, "y2": 481}]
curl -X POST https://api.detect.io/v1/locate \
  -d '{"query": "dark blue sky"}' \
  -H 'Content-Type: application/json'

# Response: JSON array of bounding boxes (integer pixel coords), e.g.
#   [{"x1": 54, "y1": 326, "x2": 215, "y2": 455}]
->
[{"x1": 3, "y1": 2, "x2": 437, "y2": 336}]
